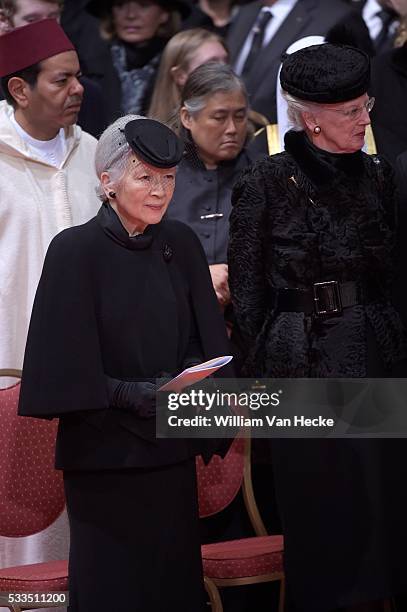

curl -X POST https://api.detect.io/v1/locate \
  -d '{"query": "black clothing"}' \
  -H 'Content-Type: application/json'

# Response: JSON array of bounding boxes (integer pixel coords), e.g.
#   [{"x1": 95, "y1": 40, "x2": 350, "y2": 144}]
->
[
  {"x1": 77, "y1": 76, "x2": 106, "y2": 138},
  {"x1": 124, "y1": 118, "x2": 183, "y2": 167},
  {"x1": 19, "y1": 203, "x2": 233, "y2": 611},
  {"x1": 19, "y1": 203, "x2": 233, "y2": 469},
  {"x1": 396, "y1": 148, "x2": 407, "y2": 204},
  {"x1": 280, "y1": 43, "x2": 370, "y2": 104},
  {"x1": 80, "y1": 37, "x2": 165, "y2": 125},
  {"x1": 106, "y1": 377, "x2": 156, "y2": 418},
  {"x1": 228, "y1": 130, "x2": 407, "y2": 611},
  {"x1": 167, "y1": 145, "x2": 256, "y2": 265},
  {"x1": 64, "y1": 459, "x2": 205, "y2": 612},
  {"x1": 370, "y1": 43, "x2": 407, "y2": 165},
  {"x1": 229, "y1": 130, "x2": 406, "y2": 376}
]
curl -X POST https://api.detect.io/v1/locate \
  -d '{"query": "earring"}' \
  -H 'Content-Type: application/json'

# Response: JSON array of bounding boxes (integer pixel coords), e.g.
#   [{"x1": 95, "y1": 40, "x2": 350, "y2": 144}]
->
[
  {"x1": 313, "y1": 126, "x2": 321, "y2": 134},
  {"x1": 108, "y1": 191, "x2": 116, "y2": 199}
]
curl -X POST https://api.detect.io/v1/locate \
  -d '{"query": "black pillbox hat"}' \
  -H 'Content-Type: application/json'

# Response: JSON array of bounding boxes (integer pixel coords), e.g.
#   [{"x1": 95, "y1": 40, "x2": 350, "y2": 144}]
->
[
  {"x1": 280, "y1": 43, "x2": 370, "y2": 104},
  {"x1": 124, "y1": 119, "x2": 184, "y2": 168}
]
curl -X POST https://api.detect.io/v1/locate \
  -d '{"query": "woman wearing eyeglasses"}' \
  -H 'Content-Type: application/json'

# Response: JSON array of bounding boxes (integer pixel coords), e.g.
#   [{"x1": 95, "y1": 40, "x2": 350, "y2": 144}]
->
[{"x1": 228, "y1": 44, "x2": 407, "y2": 612}]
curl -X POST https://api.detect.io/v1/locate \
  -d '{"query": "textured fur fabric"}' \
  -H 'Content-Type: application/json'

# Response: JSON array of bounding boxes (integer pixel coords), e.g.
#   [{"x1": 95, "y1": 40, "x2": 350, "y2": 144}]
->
[{"x1": 228, "y1": 130, "x2": 407, "y2": 377}]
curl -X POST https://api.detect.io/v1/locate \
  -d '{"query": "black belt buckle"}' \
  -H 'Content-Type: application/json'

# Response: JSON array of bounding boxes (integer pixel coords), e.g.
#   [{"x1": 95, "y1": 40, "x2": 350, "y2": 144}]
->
[{"x1": 313, "y1": 281, "x2": 342, "y2": 316}]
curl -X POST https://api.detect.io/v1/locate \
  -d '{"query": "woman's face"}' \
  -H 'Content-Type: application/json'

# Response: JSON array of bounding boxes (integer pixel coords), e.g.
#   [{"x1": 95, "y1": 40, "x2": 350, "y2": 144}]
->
[
  {"x1": 304, "y1": 94, "x2": 372, "y2": 153},
  {"x1": 173, "y1": 41, "x2": 229, "y2": 89},
  {"x1": 187, "y1": 41, "x2": 229, "y2": 77},
  {"x1": 112, "y1": 1, "x2": 169, "y2": 44},
  {"x1": 103, "y1": 157, "x2": 176, "y2": 233},
  {"x1": 181, "y1": 90, "x2": 248, "y2": 168}
]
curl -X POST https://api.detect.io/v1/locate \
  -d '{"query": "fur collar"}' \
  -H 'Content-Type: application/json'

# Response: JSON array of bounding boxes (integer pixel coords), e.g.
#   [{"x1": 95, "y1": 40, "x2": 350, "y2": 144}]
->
[{"x1": 284, "y1": 130, "x2": 365, "y2": 188}]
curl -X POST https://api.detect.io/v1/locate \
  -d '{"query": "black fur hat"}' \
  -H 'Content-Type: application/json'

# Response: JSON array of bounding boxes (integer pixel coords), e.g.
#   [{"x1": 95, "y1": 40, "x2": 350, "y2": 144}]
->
[{"x1": 280, "y1": 43, "x2": 370, "y2": 104}]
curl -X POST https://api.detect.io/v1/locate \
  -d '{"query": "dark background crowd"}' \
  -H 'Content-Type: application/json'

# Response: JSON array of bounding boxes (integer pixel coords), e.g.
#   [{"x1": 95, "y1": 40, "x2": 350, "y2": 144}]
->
[{"x1": 1, "y1": 1, "x2": 407, "y2": 612}]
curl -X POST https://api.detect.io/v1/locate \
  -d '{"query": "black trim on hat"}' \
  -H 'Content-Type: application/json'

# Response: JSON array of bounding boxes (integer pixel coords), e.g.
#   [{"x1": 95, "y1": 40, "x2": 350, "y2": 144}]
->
[
  {"x1": 124, "y1": 119, "x2": 184, "y2": 168},
  {"x1": 280, "y1": 43, "x2": 370, "y2": 104}
]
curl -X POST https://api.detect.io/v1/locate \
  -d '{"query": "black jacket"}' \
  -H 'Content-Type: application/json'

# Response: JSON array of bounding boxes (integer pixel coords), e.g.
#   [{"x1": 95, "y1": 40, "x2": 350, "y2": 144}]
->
[
  {"x1": 228, "y1": 130, "x2": 406, "y2": 377},
  {"x1": 370, "y1": 43, "x2": 407, "y2": 165},
  {"x1": 228, "y1": 130, "x2": 407, "y2": 612},
  {"x1": 167, "y1": 146, "x2": 258, "y2": 265},
  {"x1": 19, "y1": 205, "x2": 234, "y2": 470}
]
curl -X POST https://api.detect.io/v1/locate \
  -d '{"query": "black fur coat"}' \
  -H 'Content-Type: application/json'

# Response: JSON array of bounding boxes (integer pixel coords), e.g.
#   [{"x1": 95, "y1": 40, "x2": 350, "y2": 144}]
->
[{"x1": 228, "y1": 130, "x2": 407, "y2": 377}]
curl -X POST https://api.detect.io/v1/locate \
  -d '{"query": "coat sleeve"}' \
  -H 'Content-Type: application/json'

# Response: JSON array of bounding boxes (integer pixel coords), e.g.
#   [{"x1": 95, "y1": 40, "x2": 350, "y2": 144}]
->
[
  {"x1": 228, "y1": 164, "x2": 269, "y2": 350},
  {"x1": 174, "y1": 222, "x2": 235, "y2": 378},
  {"x1": 18, "y1": 228, "x2": 109, "y2": 419}
]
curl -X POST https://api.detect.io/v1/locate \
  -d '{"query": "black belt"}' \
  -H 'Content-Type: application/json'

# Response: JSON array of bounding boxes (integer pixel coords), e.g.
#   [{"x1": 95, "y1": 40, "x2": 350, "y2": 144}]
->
[{"x1": 276, "y1": 281, "x2": 379, "y2": 317}]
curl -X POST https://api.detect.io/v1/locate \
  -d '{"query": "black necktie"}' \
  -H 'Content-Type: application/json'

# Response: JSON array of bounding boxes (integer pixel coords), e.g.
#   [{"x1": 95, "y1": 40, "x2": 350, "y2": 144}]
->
[
  {"x1": 242, "y1": 10, "x2": 273, "y2": 77},
  {"x1": 374, "y1": 8, "x2": 398, "y2": 53}
]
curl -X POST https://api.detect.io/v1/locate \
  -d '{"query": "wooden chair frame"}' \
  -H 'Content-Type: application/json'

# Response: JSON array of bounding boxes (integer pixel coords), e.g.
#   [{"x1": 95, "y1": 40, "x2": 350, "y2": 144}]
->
[{"x1": 203, "y1": 436, "x2": 285, "y2": 612}]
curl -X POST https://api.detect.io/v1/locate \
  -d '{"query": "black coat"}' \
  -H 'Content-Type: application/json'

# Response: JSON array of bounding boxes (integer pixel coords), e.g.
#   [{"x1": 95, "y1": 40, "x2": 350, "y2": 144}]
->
[
  {"x1": 370, "y1": 43, "x2": 407, "y2": 165},
  {"x1": 19, "y1": 204, "x2": 233, "y2": 470},
  {"x1": 229, "y1": 130, "x2": 406, "y2": 377},
  {"x1": 227, "y1": 0, "x2": 373, "y2": 122},
  {"x1": 228, "y1": 130, "x2": 407, "y2": 611},
  {"x1": 167, "y1": 146, "x2": 257, "y2": 265}
]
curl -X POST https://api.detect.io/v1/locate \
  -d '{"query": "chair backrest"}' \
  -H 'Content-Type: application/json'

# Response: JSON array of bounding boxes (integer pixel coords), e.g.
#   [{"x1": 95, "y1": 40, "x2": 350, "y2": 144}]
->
[
  {"x1": 196, "y1": 435, "x2": 268, "y2": 536},
  {"x1": 196, "y1": 436, "x2": 245, "y2": 518},
  {"x1": 0, "y1": 370, "x2": 65, "y2": 537}
]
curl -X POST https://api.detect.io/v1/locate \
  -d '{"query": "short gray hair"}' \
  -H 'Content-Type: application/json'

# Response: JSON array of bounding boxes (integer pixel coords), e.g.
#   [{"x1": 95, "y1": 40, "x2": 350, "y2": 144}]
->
[
  {"x1": 282, "y1": 90, "x2": 318, "y2": 131},
  {"x1": 94, "y1": 114, "x2": 143, "y2": 200},
  {"x1": 182, "y1": 62, "x2": 248, "y2": 117}
]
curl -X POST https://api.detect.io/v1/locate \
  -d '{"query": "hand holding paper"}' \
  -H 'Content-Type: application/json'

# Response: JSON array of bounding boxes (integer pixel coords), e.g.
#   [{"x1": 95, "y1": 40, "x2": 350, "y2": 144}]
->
[{"x1": 158, "y1": 356, "x2": 233, "y2": 392}]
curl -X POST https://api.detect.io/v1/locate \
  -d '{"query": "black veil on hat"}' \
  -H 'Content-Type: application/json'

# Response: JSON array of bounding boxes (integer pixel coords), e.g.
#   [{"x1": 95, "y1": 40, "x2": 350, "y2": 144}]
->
[
  {"x1": 86, "y1": 0, "x2": 192, "y2": 20},
  {"x1": 280, "y1": 43, "x2": 370, "y2": 104},
  {"x1": 124, "y1": 118, "x2": 184, "y2": 168}
]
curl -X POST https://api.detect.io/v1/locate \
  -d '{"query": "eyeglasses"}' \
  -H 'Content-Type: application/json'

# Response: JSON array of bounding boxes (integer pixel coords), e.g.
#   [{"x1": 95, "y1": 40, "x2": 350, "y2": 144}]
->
[{"x1": 325, "y1": 97, "x2": 375, "y2": 120}]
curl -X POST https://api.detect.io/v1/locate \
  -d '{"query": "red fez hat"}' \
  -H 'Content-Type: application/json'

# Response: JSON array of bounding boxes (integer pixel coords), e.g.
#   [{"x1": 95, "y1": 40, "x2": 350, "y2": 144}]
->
[{"x1": 0, "y1": 19, "x2": 75, "y2": 78}]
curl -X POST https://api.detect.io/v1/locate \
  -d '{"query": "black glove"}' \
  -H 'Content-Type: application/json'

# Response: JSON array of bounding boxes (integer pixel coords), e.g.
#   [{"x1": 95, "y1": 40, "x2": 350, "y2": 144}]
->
[{"x1": 106, "y1": 376, "x2": 156, "y2": 418}]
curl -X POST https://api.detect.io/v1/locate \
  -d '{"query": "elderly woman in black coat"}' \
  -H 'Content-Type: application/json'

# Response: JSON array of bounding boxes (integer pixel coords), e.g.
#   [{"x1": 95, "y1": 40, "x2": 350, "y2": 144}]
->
[
  {"x1": 18, "y1": 115, "x2": 233, "y2": 612},
  {"x1": 229, "y1": 43, "x2": 407, "y2": 612}
]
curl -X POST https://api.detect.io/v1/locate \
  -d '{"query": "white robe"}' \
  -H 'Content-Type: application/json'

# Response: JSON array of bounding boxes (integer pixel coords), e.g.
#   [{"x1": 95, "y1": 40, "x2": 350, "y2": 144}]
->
[{"x1": 0, "y1": 100, "x2": 100, "y2": 371}]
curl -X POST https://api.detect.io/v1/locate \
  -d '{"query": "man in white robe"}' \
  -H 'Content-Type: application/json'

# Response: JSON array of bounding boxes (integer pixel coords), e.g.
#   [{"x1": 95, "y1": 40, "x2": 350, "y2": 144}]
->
[{"x1": 0, "y1": 18, "x2": 99, "y2": 372}]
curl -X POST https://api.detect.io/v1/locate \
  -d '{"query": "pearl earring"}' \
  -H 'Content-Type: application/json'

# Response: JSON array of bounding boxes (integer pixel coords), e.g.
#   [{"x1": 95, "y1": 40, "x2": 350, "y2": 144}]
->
[
  {"x1": 313, "y1": 126, "x2": 321, "y2": 134},
  {"x1": 108, "y1": 191, "x2": 116, "y2": 199}
]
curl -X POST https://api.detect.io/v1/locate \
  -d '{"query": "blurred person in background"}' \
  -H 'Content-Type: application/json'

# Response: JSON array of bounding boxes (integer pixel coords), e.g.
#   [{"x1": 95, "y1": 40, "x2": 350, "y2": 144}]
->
[
  {"x1": 227, "y1": 0, "x2": 373, "y2": 123},
  {"x1": 148, "y1": 27, "x2": 228, "y2": 124},
  {"x1": 83, "y1": 0, "x2": 191, "y2": 124},
  {"x1": 183, "y1": 0, "x2": 249, "y2": 36},
  {"x1": 345, "y1": 0, "x2": 401, "y2": 53},
  {"x1": 369, "y1": 0, "x2": 407, "y2": 163}
]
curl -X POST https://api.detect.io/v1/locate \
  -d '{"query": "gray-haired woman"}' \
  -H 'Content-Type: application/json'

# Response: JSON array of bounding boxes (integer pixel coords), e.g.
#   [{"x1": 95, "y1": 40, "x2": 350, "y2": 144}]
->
[
  {"x1": 18, "y1": 115, "x2": 233, "y2": 612},
  {"x1": 167, "y1": 61, "x2": 261, "y2": 309}
]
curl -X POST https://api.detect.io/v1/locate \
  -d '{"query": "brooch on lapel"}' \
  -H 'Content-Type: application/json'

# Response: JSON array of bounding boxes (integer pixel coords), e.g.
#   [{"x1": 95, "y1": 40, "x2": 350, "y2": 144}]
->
[
  {"x1": 289, "y1": 175, "x2": 317, "y2": 207},
  {"x1": 162, "y1": 243, "x2": 173, "y2": 262}
]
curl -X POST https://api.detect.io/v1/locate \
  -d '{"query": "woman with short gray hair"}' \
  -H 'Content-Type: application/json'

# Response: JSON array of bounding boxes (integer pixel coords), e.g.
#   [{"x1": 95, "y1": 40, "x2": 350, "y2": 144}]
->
[
  {"x1": 167, "y1": 61, "x2": 261, "y2": 310},
  {"x1": 19, "y1": 114, "x2": 233, "y2": 612}
]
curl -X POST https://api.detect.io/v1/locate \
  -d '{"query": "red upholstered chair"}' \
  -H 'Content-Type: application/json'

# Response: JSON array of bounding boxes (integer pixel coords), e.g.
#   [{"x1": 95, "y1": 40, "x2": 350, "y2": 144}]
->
[
  {"x1": 0, "y1": 370, "x2": 68, "y2": 612},
  {"x1": 197, "y1": 436, "x2": 285, "y2": 612}
]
